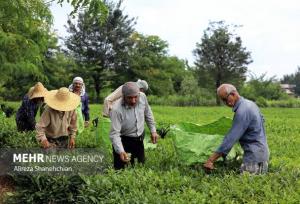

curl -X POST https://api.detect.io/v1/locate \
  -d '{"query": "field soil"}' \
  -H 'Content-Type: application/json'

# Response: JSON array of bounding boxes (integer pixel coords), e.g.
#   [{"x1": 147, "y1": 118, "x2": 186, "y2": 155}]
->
[{"x1": 0, "y1": 176, "x2": 14, "y2": 204}]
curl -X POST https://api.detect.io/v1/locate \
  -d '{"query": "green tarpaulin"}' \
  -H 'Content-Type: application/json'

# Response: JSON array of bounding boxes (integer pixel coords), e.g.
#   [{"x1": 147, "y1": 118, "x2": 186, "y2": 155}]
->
[{"x1": 171, "y1": 117, "x2": 243, "y2": 165}]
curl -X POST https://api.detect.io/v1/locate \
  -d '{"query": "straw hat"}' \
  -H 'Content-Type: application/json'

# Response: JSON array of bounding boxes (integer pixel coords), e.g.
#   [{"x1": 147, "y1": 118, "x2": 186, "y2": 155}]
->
[
  {"x1": 27, "y1": 86, "x2": 34, "y2": 97},
  {"x1": 29, "y1": 82, "x2": 48, "y2": 99},
  {"x1": 45, "y1": 87, "x2": 80, "y2": 111}
]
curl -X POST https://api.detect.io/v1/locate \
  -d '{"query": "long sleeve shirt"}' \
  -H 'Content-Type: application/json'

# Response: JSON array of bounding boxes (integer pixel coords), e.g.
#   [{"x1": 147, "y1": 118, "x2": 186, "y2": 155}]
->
[
  {"x1": 103, "y1": 85, "x2": 123, "y2": 117},
  {"x1": 109, "y1": 92, "x2": 156, "y2": 154},
  {"x1": 36, "y1": 107, "x2": 77, "y2": 142},
  {"x1": 16, "y1": 95, "x2": 39, "y2": 130},
  {"x1": 81, "y1": 92, "x2": 90, "y2": 121},
  {"x1": 216, "y1": 97, "x2": 269, "y2": 163}
]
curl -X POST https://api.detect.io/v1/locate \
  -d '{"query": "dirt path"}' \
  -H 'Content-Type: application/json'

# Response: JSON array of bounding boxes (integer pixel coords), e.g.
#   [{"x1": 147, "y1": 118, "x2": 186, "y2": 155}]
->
[{"x1": 0, "y1": 175, "x2": 14, "y2": 204}]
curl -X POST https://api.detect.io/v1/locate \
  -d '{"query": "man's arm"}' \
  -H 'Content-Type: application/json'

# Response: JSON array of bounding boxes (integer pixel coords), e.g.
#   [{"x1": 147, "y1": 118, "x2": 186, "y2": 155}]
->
[
  {"x1": 69, "y1": 110, "x2": 77, "y2": 148},
  {"x1": 143, "y1": 94, "x2": 158, "y2": 143},
  {"x1": 35, "y1": 109, "x2": 51, "y2": 148},
  {"x1": 204, "y1": 111, "x2": 250, "y2": 170},
  {"x1": 82, "y1": 93, "x2": 90, "y2": 127},
  {"x1": 83, "y1": 93, "x2": 90, "y2": 121},
  {"x1": 217, "y1": 111, "x2": 250, "y2": 155},
  {"x1": 109, "y1": 108, "x2": 130, "y2": 162},
  {"x1": 69, "y1": 110, "x2": 77, "y2": 139},
  {"x1": 109, "y1": 108, "x2": 125, "y2": 154}
]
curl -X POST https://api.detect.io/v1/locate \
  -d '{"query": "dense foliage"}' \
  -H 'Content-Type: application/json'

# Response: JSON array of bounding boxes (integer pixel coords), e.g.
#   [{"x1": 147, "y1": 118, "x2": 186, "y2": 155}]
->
[
  {"x1": 0, "y1": 1, "x2": 296, "y2": 103},
  {"x1": 0, "y1": 0, "x2": 53, "y2": 99},
  {"x1": 240, "y1": 74, "x2": 289, "y2": 107},
  {"x1": 65, "y1": 0, "x2": 136, "y2": 102}
]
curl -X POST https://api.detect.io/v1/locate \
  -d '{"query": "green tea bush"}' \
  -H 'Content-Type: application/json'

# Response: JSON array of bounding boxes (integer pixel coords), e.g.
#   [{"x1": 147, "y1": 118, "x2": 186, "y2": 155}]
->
[
  {"x1": 6, "y1": 175, "x2": 86, "y2": 204},
  {"x1": 3, "y1": 104, "x2": 300, "y2": 203},
  {"x1": 0, "y1": 114, "x2": 37, "y2": 148}
]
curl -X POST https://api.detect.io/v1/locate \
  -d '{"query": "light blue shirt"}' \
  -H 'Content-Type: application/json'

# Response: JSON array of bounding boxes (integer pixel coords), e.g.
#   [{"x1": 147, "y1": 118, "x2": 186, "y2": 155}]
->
[
  {"x1": 216, "y1": 97, "x2": 269, "y2": 163},
  {"x1": 109, "y1": 92, "x2": 156, "y2": 154}
]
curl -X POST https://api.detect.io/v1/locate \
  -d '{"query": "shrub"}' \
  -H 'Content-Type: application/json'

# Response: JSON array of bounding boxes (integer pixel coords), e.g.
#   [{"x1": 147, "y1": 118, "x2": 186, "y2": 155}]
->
[
  {"x1": 6, "y1": 175, "x2": 86, "y2": 204},
  {"x1": 255, "y1": 96, "x2": 268, "y2": 107},
  {"x1": 267, "y1": 98, "x2": 300, "y2": 108},
  {"x1": 148, "y1": 94, "x2": 215, "y2": 106}
]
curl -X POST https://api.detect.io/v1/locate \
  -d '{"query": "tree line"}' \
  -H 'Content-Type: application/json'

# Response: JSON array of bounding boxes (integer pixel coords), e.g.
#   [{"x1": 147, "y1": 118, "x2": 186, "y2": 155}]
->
[{"x1": 0, "y1": 0, "x2": 298, "y2": 105}]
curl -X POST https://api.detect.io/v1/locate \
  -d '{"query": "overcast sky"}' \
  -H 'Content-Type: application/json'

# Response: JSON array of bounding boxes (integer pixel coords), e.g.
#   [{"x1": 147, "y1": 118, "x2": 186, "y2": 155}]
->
[{"x1": 50, "y1": 0, "x2": 300, "y2": 79}]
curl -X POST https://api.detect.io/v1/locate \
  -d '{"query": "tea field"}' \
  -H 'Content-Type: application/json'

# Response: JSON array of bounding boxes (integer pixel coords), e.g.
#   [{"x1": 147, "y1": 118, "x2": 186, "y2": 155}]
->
[{"x1": 1, "y1": 104, "x2": 300, "y2": 203}]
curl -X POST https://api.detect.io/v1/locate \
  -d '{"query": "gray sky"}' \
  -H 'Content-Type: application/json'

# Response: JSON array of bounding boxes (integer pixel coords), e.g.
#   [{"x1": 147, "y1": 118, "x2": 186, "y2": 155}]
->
[{"x1": 50, "y1": 0, "x2": 300, "y2": 79}]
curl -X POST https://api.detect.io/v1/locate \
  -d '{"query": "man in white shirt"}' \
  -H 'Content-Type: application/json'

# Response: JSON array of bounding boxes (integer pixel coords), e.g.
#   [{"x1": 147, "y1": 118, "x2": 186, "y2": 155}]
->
[{"x1": 109, "y1": 82, "x2": 158, "y2": 169}]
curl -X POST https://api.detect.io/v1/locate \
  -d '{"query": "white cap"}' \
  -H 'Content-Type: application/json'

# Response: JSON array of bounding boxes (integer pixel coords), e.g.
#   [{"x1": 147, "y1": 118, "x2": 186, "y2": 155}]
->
[
  {"x1": 136, "y1": 79, "x2": 148, "y2": 91},
  {"x1": 73, "y1": 77, "x2": 84, "y2": 84}
]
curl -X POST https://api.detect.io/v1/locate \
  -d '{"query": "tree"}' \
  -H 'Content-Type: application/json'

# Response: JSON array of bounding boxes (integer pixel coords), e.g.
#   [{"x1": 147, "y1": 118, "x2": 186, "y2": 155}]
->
[
  {"x1": 160, "y1": 56, "x2": 186, "y2": 93},
  {"x1": 65, "y1": 0, "x2": 136, "y2": 102},
  {"x1": 0, "y1": 0, "x2": 109, "y2": 100},
  {"x1": 128, "y1": 33, "x2": 187, "y2": 95},
  {"x1": 42, "y1": 49, "x2": 77, "y2": 90},
  {"x1": 0, "y1": 0, "x2": 54, "y2": 99},
  {"x1": 179, "y1": 73, "x2": 199, "y2": 95},
  {"x1": 193, "y1": 21, "x2": 252, "y2": 105},
  {"x1": 55, "y1": 0, "x2": 108, "y2": 20}
]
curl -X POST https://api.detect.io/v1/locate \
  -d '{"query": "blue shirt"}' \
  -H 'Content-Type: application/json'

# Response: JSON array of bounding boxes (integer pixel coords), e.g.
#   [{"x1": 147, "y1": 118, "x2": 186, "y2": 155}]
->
[
  {"x1": 80, "y1": 92, "x2": 90, "y2": 121},
  {"x1": 16, "y1": 95, "x2": 39, "y2": 129},
  {"x1": 216, "y1": 97, "x2": 269, "y2": 163}
]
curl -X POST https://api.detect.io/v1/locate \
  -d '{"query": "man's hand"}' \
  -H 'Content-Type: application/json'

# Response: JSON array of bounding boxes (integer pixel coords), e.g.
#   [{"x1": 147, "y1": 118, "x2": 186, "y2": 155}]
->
[
  {"x1": 151, "y1": 132, "x2": 159, "y2": 144},
  {"x1": 203, "y1": 160, "x2": 215, "y2": 171},
  {"x1": 120, "y1": 152, "x2": 130, "y2": 162},
  {"x1": 69, "y1": 137, "x2": 75, "y2": 149},
  {"x1": 203, "y1": 152, "x2": 222, "y2": 172},
  {"x1": 41, "y1": 139, "x2": 50, "y2": 149},
  {"x1": 84, "y1": 121, "x2": 89, "y2": 128}
]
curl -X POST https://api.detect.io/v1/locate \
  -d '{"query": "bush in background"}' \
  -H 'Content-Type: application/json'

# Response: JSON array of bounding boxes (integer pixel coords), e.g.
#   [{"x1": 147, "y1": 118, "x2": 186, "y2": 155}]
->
[
  {"x1": 267, "y1": 98, "x2": 300, "y2": 108},
  {"x1": 240, "y1": 74, "x2": 288, "y2": 101}
]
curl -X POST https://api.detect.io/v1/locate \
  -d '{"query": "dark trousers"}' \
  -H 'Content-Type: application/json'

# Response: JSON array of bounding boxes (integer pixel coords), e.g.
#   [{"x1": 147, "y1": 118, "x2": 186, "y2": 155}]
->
[
  {"x1": 47, "y1": 136, "x2": 69, "y2": 148},
  {"x1": 113, "y1": 134, "x2": 145, "y2": 170},
  {"x1": 16, "y1": 118, "x2": 35, "y2": 132}
]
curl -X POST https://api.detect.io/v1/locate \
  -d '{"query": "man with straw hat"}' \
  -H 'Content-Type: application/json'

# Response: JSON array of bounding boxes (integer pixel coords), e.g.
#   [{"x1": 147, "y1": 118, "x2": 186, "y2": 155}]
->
[
  {"x1": 109, "y1": 82, "x2": 158, "y2": 170},
  {"x1": 36, "y1": 87, "x2": 80, "y2": 149},
  {"x1": 103, "y1": 79, "x2": 149, "y2": 117},
  {"x1": 16, "y1": 82, "x2": 48, "y2": 132}
]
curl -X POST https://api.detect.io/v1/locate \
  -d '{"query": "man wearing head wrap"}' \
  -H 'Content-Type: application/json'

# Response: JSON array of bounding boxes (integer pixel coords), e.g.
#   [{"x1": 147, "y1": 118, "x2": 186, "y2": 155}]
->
[
  {"x1": 102, "y1": 79, "x2": 149, "y2": 117},
  {"x1": 109, "y1": 82, "x2": 158, "y2": 169},
  {"x1": 69, "y1": 77, "x2": 90, "y2": 128}
]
